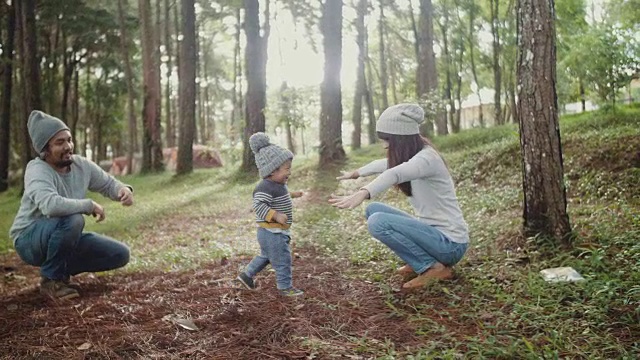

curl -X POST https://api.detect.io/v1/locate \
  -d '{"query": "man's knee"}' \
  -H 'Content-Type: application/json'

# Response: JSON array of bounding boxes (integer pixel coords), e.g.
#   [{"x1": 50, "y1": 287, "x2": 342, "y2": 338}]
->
[
  {"x1": 112, "y1": 245, "x2": 130, "y2": 269},
  {"x1": 62, "y1": 214, "x2": 85, "y2": 235}
]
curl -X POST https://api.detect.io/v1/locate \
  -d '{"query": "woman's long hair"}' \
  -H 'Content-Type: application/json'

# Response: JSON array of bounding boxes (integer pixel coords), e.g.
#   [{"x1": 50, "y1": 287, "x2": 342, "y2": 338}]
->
[{"x1": 377, "y1": 132, "x2": 435, "y2": 197}]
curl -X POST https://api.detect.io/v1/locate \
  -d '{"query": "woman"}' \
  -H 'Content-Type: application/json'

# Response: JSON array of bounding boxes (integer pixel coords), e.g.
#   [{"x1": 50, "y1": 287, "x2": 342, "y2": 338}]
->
[{"x1": 329, "y1": 103, "x2": 469, "y2": 289}]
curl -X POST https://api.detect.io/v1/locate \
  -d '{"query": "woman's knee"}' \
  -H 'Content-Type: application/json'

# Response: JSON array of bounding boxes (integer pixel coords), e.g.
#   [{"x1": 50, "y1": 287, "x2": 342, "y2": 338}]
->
[
  {"x1": 367, "y1": 212, "x2": 390, "y2": 236},
  {"x1": 365, "y1": 202, "x2": 386, "y2": 219}
]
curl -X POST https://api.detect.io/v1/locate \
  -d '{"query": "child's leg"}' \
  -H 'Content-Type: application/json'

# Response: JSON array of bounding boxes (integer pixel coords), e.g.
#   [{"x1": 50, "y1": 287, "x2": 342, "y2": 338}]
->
[
  {"x1": 258, "y1": 229, "x2": 293, "y2": 290},
  {"x1": 244, "y1": 233, "x2": 270, "y2": 278}
]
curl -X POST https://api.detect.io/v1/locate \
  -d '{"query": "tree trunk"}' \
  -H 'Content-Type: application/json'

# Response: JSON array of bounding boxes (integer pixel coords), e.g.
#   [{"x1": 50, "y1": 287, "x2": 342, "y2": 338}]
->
[
  {"x1": 364, "y1": 33, "x2": 376, "y2": 145},
  {"x1": 579, "y1": 78, "x2": 585, "y2": 112},
  {"x1": 164, "y1": 0, "x2": 174, "y2": 148},
  {"x1": 139, "y1": 0, "x2": 164, "y2": 173},
  {"x1": 490, "y1": 0, "x2": 502, "y2": 125},
  {"x1": 517, "y1": 0, "x2": 571, "y2": 243},
  {"x1": 118, "y1": 0, "x2": 139, "y2": 174},
  {"x1": 176, "y1": 0, "x2": 196, "y2": 175},
  {"x1": 416, "y1": 0, "x2": 437, "y2": 136},
  {"x1": 71, "y1": 67, "x2": 79, "y2": 145},
  {"x1": 230, "y1": 7, "x2": 242, "y2": 143},
  {"x1": 21, "y1": 0, "x2": 40, "y2": 174},
  {"x1": 467, "y1": 5, "x2": 484, "y2": 127},
  {"x1": 280, "y1": 81, "x2": 296, "y2": 154},
  {"x1": 0, "y1": 2, "x2": 16, "y2": 192},
  {"x1": 319, "y1": 0, "x2": 346, "y2": 168},
  {"x1": 351, "y1": 0, "x2": 367, "y2": 151},
  {"x1": 240, "y1": 0, "x2": 270, "y2": 174},
  {"x1": 439, "y1": 11, "x2": 452, "y2": 135},
  {"x1": 377, "y1": 0, "x2": 388, "y2": 110}
]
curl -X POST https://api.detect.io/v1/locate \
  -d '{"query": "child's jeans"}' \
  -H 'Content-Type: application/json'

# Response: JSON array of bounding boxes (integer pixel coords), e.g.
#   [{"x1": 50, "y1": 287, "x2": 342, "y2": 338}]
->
[
  {"x1": 365, "y1": 202, "x2": 467, "y2": 274},
  {"x1": 244, "y1": 227, "x2": 293, "y2": 290}
]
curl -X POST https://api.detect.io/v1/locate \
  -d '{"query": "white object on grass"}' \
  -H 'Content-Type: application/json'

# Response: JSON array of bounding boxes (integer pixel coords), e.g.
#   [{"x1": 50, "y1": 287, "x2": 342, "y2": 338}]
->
[{"x1": 540, "y1": 267, "x2": 585, "y2": 282}]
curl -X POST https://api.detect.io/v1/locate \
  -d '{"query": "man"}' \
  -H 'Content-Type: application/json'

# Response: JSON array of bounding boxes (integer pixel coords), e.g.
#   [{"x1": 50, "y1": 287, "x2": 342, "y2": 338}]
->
[{"x1": 9, "y1": 110, "x2": 133, "y2": 300}]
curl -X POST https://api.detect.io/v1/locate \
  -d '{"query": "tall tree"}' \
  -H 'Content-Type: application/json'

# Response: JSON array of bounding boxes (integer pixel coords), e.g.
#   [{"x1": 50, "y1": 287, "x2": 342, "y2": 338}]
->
[
  {"x1": 351, "y1": 0, "x2": 368, "y2": 150},
  {"x1": 21, "y1": 0, "x2": 41, "y2": 169},
  {"x1": 517, "y1": 0, "x2": 571, "y2": 243},
  {"x1": 117, "y1": 0, "x2": 139, "y2": 174},
  {"x1": 0, "y1": 1, "x2": 16, "y2": 192},
  {"x1": 377, "y1": 0, "x2": 389, "y2": 110},
  {"x1": 230, "y1": 7, "x2": 243, "y2": 143},
  {"x1": 164, "y1": 0, "x2": 175, "y2": 148},
  {"x1": 139, "y1": 0, "x2": 164, "y2": 172},
  {"x1": 415, "y1": 0, "x2": 438, "y2": 135},
  {"x1": 240, "y1": 0, "x2": 270, "y2": 174},
  {"x1": 319, "y1": 0, "x2": 346, "y2": 168},
  {"x1": 176, "y1": 0, "x2": 196, "y2": 175},
  {"x1": 490, "y1": 0, "x2": 502, "y2": 125}
]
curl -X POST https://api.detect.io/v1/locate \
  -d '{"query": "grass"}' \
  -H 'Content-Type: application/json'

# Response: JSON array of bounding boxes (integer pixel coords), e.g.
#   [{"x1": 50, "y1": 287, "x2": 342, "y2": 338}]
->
[{"x1": 1, "y1": 105, "x2": 639, "y2": 357}]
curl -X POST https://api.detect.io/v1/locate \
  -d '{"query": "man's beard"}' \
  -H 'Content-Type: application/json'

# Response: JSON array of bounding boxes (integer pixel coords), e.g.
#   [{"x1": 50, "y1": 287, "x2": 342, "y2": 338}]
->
[{"x1": 54, "y1": 153, "x2": 74, "y2": 168}]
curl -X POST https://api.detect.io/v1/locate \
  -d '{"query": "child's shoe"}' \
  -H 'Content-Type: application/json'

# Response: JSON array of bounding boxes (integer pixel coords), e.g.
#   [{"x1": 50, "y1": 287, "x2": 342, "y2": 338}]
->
[
  {"x1": 279, "y1": 288, "x2": 304, "y2": 297},
  {"x1": 236, "y1": 272, "x2": 256, "y2": 290}
]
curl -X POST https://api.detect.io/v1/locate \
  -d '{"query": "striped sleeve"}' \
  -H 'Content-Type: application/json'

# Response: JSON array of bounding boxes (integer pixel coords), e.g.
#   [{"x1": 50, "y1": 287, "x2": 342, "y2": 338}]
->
[{"x1": 253, "y1": 191, "x2": 275, "y2": 221}]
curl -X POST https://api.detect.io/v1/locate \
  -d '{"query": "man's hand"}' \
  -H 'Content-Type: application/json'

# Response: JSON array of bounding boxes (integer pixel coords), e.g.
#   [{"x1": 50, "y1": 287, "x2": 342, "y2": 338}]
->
[
  {"x1": 273, "y1": 212, "x2": 288, "y2": 225},
  {"x1": 336, "y1": 170, "x2": 359, "y2": 181},
  {"x1": 118, "y1": 187, "x2": 134, "y2": 206},
  {"x1": 328, "y1": 189, "x2": 370, "y2": 209},
  {"x1": 290, "y1": 190, "x2": 304, "y2": 199},
  {"x1": 91, "y1": 201, "x2": 106, "y2": 222}
]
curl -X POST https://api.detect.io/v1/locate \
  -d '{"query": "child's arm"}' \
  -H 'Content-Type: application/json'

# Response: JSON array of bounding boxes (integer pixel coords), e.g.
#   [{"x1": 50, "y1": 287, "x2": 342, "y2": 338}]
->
[{"x1": 290, "y1": 190, "x2": 304, "y2": 198}]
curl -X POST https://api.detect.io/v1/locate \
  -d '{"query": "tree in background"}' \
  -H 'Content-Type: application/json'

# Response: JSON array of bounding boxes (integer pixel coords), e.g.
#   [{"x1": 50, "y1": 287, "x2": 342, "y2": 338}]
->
[
  {"x1": 319, "y1": 0, "x2": 346, "y2": 168},
  {"x1": 20, "y1": 0, "x2": 41, "y2": 174},
  {"x1": 415, "y1": 0, "x2": 439, "y2": 135},
  {"x1": 117, "y1": 0, "x2": 139, "y2": 176},
  {"x1": 139, "y1": 0, "x2": 164, "y2": 173},
  {"x1": 176, "y1": 0, "x2": 197, "y2": 175},
  {"x1": 517, "y1": 0, "x2": 571, "y2": 243},
  {"x1": 351, "y1": 0, "x2": 368, "y2": 150},
  {"x1": 240, "y1": 0, "x2": 270, "y2": 175},
  {"x1": 0, "y1": 1, "x2": 16, "y2": 192}
]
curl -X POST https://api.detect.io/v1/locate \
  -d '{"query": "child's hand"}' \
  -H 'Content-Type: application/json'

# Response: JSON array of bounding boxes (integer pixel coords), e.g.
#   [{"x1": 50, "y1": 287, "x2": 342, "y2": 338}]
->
[
  {"x1": 273, "y1": 212, "x2": 288, "y2": 225},
  {"x1": 290, "y1": 190, "x2": 304, "y2": 198}
]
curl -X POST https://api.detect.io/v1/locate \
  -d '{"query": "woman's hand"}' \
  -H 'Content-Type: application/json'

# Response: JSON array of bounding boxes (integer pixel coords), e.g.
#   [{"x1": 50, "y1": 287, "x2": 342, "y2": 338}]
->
[
  {"x1": 336, "y1": 170, "x2": 359, "y2": 181},
  {"x1": 328, "y1": 189, "x2": 370, "y2": 209}
]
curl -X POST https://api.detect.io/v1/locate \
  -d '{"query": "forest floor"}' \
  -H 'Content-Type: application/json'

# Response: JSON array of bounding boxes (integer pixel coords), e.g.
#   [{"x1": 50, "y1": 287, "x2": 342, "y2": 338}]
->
[
  {"x1": 1, "y1": 107, "x2": 639, "y2": 359},
  {"x1": 0, "y1": 191, "x2": 466, "y2": 360}
]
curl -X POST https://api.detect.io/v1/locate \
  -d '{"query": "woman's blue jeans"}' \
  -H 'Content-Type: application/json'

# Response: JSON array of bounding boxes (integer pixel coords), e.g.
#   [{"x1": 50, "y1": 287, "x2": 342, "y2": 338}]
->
[
  {"x1": 14, "y1": 214, "x2": 130, "y2": 281},
  {"x1": 244, "y1": 228, "x2": 293, "y2": 290},
  {"x1": 365, "y1": 202, "x2": 467, "y2": 274}
]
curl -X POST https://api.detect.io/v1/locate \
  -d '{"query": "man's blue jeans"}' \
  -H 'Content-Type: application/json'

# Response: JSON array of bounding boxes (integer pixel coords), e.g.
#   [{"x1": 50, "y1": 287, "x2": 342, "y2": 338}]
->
[
  {"x1": 365, "y1": 202, "x2": 467, "y2": 274},
  {"x1": 244, "y1": 228, "x2": 293, "y2": 290},
  {"x1": 14, "y1": 214, "x2": 130, "y2": 281}
]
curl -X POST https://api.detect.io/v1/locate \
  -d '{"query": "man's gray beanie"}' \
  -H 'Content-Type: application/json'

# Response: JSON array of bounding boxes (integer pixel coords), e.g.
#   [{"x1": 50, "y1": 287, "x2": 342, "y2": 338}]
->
[
  {"x1": 249, "y1": 132, "x2": 293, "y2": 179},
  {"x1": 27, "y1": 110, "x2": 70, "y2": 155},
  {"x1": 376, "y1": 103, "x2": 425, "y2": 135}
]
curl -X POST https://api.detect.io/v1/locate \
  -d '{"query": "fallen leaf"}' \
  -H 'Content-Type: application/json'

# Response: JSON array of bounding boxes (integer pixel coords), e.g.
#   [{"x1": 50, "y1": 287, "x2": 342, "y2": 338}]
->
[
  {"x1": 174, "y1": 317, "x2": 199, "y2": 331},
  {"x1": 77, "y1": 342, "x2": 92, "y2": 350}
]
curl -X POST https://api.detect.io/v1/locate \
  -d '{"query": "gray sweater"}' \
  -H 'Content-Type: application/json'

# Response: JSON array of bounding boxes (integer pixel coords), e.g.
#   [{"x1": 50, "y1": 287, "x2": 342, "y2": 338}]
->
[
  {"x1": 9, "y1": 155, "x2": 130, "y2": 243},
  {"x1": 358, "y1": 147, "x2": 469, "y2": 244}
]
